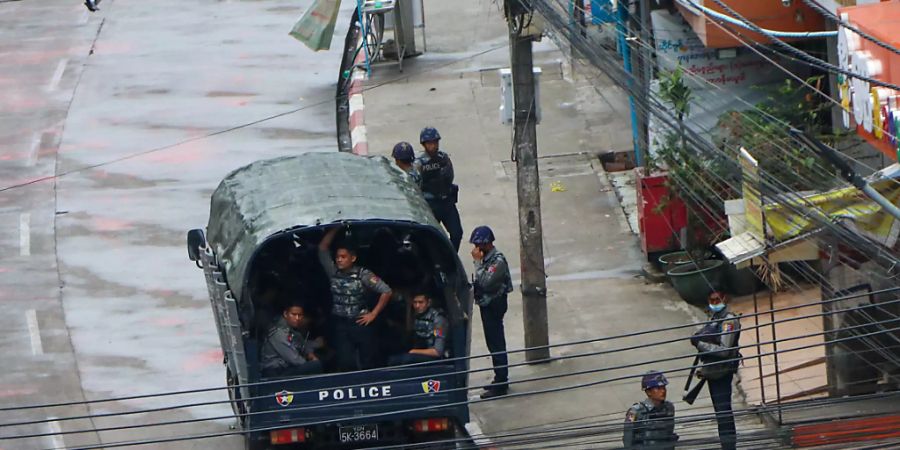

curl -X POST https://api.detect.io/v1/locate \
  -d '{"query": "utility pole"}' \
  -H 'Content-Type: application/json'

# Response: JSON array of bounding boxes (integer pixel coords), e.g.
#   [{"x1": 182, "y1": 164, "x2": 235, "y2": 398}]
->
[{"x1": 506, "y1": 0, "x2": 549, "y2": 362}]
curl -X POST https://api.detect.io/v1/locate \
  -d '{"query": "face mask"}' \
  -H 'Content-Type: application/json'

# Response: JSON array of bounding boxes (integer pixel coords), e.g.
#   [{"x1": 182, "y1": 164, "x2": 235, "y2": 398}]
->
[{"x1": 709, "y1": 303, "x2": 726, "y2": 313}]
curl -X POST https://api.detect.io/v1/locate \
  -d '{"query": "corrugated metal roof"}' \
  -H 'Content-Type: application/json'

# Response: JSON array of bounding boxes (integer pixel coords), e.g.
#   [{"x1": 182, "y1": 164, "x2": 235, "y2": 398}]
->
[{"x1": 206, "y1": 152, "x2": 439, "y2": 299}]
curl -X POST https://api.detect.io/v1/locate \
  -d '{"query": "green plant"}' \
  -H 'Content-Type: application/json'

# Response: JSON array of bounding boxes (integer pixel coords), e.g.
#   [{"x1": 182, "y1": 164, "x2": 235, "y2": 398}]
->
[
  {"x1": 652, "y1": 67, "x2": 732, "y2": 260},
  {"x1": 714, "y1": 77, "x2": 837, "y2": 192}
]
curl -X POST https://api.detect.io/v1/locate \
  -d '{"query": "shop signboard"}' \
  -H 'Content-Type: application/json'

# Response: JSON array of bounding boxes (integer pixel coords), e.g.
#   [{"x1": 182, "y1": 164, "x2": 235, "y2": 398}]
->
[{"x1": 836, "y1": 4, "x2": 900, "y2": 159}]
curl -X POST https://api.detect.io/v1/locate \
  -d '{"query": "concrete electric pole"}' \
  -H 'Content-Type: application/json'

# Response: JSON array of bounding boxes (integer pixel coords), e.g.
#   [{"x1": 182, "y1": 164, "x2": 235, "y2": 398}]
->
[{"x1": 506, "y1": 0, "x2": 549, "y2": 362}]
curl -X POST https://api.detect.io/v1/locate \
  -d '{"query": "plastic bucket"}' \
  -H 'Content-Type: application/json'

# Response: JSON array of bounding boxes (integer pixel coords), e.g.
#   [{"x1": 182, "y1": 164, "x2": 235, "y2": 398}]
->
[
  {"x1": 667, "y1": 259, "x2": 725, "y2": 306},
  {"x1": 658, "y1": 251, "x2": 692, "y2": 273},
  {"x1": 724, "y1": 263, "x2": 761, "y2": 296}
]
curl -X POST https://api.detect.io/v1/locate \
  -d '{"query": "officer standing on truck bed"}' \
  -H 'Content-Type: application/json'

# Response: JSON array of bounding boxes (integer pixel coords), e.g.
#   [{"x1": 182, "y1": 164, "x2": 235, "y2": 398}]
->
[
  {"x1": 470, "y1": 225, "x2": 513, "y2": 399},
  {"x1": 415, "y1": 127, "x2": 463, "y2": 251},
  {"x1": 623, "y1": 371, "x2": 678, "y2": 450},
  {"x1": 319, "y1": 227, "x2": 393, "y2": 371},
  {"x1": 690, "y1": 291, "x2": 741, "y2": 450}
]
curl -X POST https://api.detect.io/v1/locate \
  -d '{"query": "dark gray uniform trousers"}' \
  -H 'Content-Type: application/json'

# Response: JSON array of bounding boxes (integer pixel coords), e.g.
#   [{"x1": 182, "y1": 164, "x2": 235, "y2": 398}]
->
[{"x1": 480, "y1": 295, "x2": 508, "y2": 389}]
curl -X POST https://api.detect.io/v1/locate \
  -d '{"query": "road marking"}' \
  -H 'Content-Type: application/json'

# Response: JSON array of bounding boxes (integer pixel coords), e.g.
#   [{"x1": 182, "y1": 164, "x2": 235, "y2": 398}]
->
[
  {"x1": 47, "y1": 59, "x2": 68, "y2": 92},
  {"x1": 19, "y1": 213, "x2": 31, "y2": 257},
  {"x1": 27, "y1": 133, "x2": 41, "y2": 167},
  {"x1": 493, "y1": 161, "x2": 508, "y2": 180},
  {"x1": 465, "y1": 419, "x2": 495, "y2": 448},
  {"x1": 26, "y1": 310, "x2": 43, "y2": 356},
  {"x1": 46, "y1": 418, "x2": 66, "y2": 450}
]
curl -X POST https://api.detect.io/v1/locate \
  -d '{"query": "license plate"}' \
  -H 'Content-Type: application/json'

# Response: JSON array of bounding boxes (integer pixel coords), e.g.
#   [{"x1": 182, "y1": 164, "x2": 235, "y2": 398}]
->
[{"x1": 338, "y1": 424, "x2": 379, "y2": 443}]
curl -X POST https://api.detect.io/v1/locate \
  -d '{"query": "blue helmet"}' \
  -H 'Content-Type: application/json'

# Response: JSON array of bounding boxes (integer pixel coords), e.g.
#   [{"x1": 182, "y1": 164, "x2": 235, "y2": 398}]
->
[
  {"x1": 420, "y1": 126, "x2": 441, "y2": 143},
  {"x1": 391, "y1": 141, "x2": 415, "y2": 162},
  {"x1": 469, "y1": 226, "x2": 495, "y2": 245},
  {"x1": 641, "y1": 371, "x2": 668, "y2": 390}
]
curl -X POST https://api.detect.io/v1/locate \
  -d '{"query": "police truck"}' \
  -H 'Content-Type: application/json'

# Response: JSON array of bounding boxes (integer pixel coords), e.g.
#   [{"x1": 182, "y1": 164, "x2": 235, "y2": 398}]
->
[{"x1": 187, "y1": 152, "x2": 473, "y2": 449}]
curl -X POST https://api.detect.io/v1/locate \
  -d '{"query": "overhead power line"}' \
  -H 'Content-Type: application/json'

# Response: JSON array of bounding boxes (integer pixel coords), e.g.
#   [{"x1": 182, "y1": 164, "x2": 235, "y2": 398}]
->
[
  {"x1": 8, "y1": 305, "x2": 900, "y2": 445},
  {"x1": 2, "y1": 281, "x2": 894, "y2": 417},
  {"x1": 802, "y1": 0, "x2": 900, "y2": 56},
  {"x1": 707, "y1": 0, "x2": 900, "y2": 91},
  {"x1": 677, "y1": 0, "x2": 836, "y2": 38}
]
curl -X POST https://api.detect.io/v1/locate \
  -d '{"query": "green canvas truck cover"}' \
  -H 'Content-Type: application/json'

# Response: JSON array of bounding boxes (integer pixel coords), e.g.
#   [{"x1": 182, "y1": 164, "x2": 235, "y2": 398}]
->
[{"x1": 206, "y1": 152, "x2": 441, "y2": 300}]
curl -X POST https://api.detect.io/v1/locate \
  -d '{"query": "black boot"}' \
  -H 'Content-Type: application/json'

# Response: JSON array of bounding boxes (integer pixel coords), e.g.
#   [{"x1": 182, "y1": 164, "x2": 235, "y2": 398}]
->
[
  {"x1": 84, "y1": 0, "x2": 99, "y2": 12},
  {"x1": 480, "y1": 388, "x2": 508, "y2": 399}
]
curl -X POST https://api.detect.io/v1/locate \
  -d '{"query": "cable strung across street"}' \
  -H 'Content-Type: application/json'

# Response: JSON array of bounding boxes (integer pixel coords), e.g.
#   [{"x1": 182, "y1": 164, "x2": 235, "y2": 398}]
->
[
  {"x1": 7, "y1": 302, "x2": 900, "y2": 447},
  {"x1": 1, "y1": 284, "x2": 895, "y2": 425}
]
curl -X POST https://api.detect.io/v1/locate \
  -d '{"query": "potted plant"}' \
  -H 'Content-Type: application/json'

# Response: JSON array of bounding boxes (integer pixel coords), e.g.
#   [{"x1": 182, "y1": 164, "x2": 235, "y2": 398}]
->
[
  {"x1": 651, "y1": 67, "x2": 732, "y2": 304},
  {"x1": 712, "y1": 77, "x2": 837, "y2": 293}
]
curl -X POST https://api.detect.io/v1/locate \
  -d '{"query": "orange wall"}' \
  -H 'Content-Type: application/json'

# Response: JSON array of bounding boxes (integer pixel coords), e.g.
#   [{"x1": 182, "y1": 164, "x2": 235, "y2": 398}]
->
[
  {"x1": 676, "y1": 0, "x2": 827, "y2": 49},
  {"x1": 840, "y1": 2, "x2": 900, "y2": 159}
]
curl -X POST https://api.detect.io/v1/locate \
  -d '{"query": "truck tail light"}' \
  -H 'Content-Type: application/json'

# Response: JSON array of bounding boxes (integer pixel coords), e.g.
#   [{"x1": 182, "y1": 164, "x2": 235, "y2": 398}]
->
[
  {"x1": 412, "y1": 418, "x2": 449, "y2": 433},
  {"x1": 270, "y1": 427, "x2": 306, "y2": 445}
]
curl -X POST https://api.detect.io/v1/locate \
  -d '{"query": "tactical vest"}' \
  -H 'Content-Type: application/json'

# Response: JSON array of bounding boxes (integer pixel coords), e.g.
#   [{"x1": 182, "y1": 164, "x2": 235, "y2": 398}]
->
[
  {"x1": 418, "y1": 153, "x2": 451, "y2": 199},
  {"x1": 698, "y1": 312, "x2": 742, "y2": 379},
  {"x1": 480, "y1": 250, "x2": 513, "y2": 298},
  {"x1": 413, "y1": 308, "x2": 440, "y2": 348},
  {"x1": 331, "y1": 267, "x2": 367, "y2": 319},
  {"x1": 632, "y1": 401, "x2": 676, "y2": 447}
]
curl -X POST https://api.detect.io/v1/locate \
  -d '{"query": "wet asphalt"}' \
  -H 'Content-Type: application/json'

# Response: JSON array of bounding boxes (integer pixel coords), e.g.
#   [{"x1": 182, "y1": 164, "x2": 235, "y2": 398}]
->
[{"x1": 0, "y1": 1, "x2": 353, "y2": 448}]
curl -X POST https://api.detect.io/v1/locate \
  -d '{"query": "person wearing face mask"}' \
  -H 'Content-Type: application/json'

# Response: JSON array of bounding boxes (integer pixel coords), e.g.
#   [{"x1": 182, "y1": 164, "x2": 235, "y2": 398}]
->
[{"x1": 690, "y1": 291, "x2": 741, "y2": 450}]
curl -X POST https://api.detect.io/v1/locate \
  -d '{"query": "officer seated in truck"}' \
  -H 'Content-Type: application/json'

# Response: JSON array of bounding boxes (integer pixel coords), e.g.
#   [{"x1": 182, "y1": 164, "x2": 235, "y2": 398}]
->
[
  {"x1": 387, "y1": 294, "x2": 448, "y2": 366},
  {"x1": 259, "y1": 304, "x2": 325, "y2": 377}
]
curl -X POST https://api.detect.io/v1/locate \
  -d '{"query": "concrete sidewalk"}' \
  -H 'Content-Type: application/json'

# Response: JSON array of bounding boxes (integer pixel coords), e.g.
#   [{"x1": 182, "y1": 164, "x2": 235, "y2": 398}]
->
[{"x1": 360, "y1": 0, "x2": 770, "y2": 446}]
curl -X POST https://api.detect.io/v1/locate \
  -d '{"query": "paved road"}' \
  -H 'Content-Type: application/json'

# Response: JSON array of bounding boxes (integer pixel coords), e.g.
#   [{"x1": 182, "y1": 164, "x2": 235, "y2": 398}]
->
[{"x1": 0, "y1": 1, "x2": 352, "y2": 448}]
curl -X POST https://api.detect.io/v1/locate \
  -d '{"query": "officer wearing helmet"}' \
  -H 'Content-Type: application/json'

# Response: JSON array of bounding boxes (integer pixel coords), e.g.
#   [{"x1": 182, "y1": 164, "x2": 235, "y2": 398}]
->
[
  {"x1": 623, "y1": 371, "x2": 678, "y2": 450},
  {"x1": 690, "y1": 291, "x2": 741, "y2": 450},
  {"x1": 470, "y1": 225, "x2": 513, "y2": 399},
  {"x1": 391, "y1": 141, "x2": 422, "y2": 189},
  {"x1": 414, "y1": 127, "x2": 463, "y2": 251}
]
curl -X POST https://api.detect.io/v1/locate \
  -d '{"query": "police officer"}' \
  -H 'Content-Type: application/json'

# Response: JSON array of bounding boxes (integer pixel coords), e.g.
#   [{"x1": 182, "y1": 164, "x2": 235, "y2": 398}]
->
[
  {"x1": 414, "y1": 127, "x2": 463, "y2": 251},
  {"x1": 260, "y1": 304, "x2": 324, "y2": 377},
  {"x1": 470, "y1": 225, "x2": 513, "y2": 399},
  {"x1": 319, "y1": 227, "x2": 393, "y2": 371},
  {"x1": 391, "y1": 141, "x2": 422, "y2": 189},
  {"x1": 388, "y1": 294, "x2": 448, "y2": 365},
  {"x1": 623, "y1": 371, "x2": 678, "y2": 450},
  {"x1": 691, "y1": 291, "x2": 741, "y2": 450}
]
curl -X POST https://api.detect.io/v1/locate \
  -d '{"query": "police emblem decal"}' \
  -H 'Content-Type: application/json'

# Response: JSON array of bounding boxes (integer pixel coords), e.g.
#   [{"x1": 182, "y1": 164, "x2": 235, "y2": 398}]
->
[
  {"x1": 421, "y1": 379, "x2": 441, "y2": 393},
  {"x1": 275, "y1": 390, "x2": 294, "y2": 407}
]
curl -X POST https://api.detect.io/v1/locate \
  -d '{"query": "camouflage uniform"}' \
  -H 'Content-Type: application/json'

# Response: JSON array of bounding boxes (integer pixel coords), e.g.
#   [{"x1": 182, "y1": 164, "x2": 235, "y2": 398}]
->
[
  {"x1": 319, "y1": 248, "x2": 391, "y2": 371},
  {"x1": 692, "y1": 307, "x2": 741, "y2": 450},
  {"x1": 388, "y1": 306, "x2": 449, "y2": 366},
  {"x1": 623, "y1": 398, "x2": 677, "y2": 450},
  {"x1": 404, "y1": 165, "x2": 423, "y2": 190},
  {"x1": 473, "y1": 248, "x2": 513, "y2": 391}
]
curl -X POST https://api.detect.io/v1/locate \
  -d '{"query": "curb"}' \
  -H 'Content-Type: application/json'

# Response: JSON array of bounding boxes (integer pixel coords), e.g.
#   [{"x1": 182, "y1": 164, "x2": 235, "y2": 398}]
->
[{"x1": 348, "y1": 51, "x2": 368, "y2": 156}]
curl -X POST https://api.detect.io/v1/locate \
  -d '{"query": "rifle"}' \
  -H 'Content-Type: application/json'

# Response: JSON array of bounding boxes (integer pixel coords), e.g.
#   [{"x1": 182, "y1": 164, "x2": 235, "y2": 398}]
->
[{"x1": 682, "y1": 355, "x2": 706, "y2": 405}]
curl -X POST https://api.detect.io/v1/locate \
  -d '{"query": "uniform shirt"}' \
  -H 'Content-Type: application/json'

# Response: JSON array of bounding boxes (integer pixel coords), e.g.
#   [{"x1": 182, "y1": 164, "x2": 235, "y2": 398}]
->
[
  {"x1": 692, "y1": 307, "x2": 742, "y2": 379},
  {"x1": 318, "y1": 249, "x2": 391, "y2": 319},
  {"x1": 403, "y1": 165, "x2": 423, "y2": 190},
  {"x1": 413, "y1": 307, "x2": 448, "y2": 356},
  {"x1": 260, "y1": 317, "x2": 321, "y2": 371},
  {"x1": 414, "y1": 151, "x2": 454, "y2": 201},
  {"x1": 473, "y1": 248, "x2": 513, "y2": 307},
  {"x1": 623, "y1": 398, "x2": 677, "y2": 450}
]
